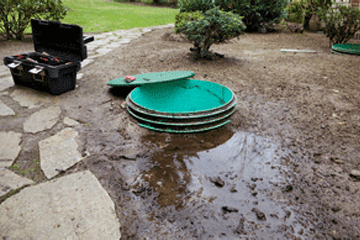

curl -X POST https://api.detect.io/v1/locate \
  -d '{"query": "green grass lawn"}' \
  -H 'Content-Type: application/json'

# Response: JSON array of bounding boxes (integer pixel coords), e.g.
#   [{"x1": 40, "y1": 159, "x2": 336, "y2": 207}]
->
[{"x1": 62, "y1": 0, "x2": 179, "y2": 33}]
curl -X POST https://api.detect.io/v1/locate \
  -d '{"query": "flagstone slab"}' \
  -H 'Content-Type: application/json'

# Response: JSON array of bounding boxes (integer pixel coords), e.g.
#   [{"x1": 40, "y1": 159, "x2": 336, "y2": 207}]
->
[
  {"x1": 10, "y1": 88, "x2": 52, "y2": 109},
  {"x1": 0, "y1": 168, "x2": 34, "y2": 198},
  {"x1": 0, "y1": 65, "x2": 11, "y2": 78},
  {"x1": 39, "y1": 128, "x2": 83, "y2": 179},
  {"x1": 0, "y1": 100, "x2": 15, "y2": 116},
  {"x1": 23, "y1": 106, "x2": 61, "y2": 133},
  {"x1": 0, "y1": 132, "x2": 22, "y2": 167},
  {"x1": 0, "y1": 171, "x2": 121, "y2": 240},
  {"x1": 63, "y1": 117, "x2": 80, "y2": 127},
  {"x1": 0, "y1": 76, "x2": 14, "y2": 92},
  {"x1": 81, "y1": 59, "x2": 94, "y2": 68}
]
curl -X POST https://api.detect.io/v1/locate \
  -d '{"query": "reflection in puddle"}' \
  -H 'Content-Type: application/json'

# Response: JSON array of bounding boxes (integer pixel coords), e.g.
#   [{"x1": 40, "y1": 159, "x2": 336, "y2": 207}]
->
[{"x1": 124, "y1": 130, "x2": 314, "y2": 238}]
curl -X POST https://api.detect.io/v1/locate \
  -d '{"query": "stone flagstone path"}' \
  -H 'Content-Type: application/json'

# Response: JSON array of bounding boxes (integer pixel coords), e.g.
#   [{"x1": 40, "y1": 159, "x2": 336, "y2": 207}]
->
[{"x1": 0, "y1": 23, "x2": 174, "y2": 239}]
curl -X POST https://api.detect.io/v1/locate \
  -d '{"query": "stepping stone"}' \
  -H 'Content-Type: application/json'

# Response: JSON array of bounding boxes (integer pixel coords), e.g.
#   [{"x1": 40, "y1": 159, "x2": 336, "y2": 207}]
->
[
  {"x1": 0, "y1": 65, "x2": 11, "y2": 78},
  {"x1": 0, "y1": 100, "x2": 15, "y2": 116},
  {"x1": 39, "y1": 128, "x2": 83, "y2": 179},
  {"x1": 0, "y1": 132, "x2": 22, "y2": 167},
  {"x1": 76, "y1": 73, "x2": 84, "y2": 80},
  {"x1": 0, "y1": 168, "x2": 34, "y2": 198},
  {"x1": 96, "y1": 48, "x2": 113, "y2": 55},
  {"x1": 23, "y1": 106, "x2": 61, "y2": 133},
  {"x1": 10, "y1": 88, "x2": 52, "y2": 109},
  {"x1": 0, "y1": 76, "x2": 14, "y2": 92},
  {"x1": 0, "y1": 171, "x2": 121, "y2": 240},
  {"x1": 81, "y1": 59, "x2": 94, "y2": 68},
  {"x1": 63, "y1": 117, "x2": 80, "y2": 127}
]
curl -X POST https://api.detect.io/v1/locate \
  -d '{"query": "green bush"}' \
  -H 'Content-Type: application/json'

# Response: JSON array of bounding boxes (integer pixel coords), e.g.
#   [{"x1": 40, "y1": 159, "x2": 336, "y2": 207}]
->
[
  {"x1": 178, "y1": 0, "x2": 214, "y2": 13},
  {"x1": 285, "y1": 0, "x2": 307, "y2": 23},
  {"x1": 0, "y1": 0, "x2": 67, "y2": 40},
  {"x1": 284, "y1": 0, "x2": 332, "y2": 29},
  {"x1": 214, "y1": 0, "x2": 289, "y2": 32},
  {"x1": 177, "y1": 7, "x2": 246, "y2": 59},
  {"x1": 175, "y1": 11, "x2": 204, "y2": 33},
  {"x1": 318, "y1": 4, "x2": 360, "y2": 45}
]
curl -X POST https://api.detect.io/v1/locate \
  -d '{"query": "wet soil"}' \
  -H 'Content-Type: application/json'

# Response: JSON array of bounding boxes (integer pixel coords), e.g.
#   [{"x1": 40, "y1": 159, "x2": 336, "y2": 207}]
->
[{"x1": 1, "y1": 26, "x2": 360, "y2": 239}]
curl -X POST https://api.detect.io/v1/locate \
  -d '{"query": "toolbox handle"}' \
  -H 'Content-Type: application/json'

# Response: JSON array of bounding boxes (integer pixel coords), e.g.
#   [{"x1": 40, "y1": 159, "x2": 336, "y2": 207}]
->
[{"x1": 83, "y1": 35, "x2": 94, "y2": 44}]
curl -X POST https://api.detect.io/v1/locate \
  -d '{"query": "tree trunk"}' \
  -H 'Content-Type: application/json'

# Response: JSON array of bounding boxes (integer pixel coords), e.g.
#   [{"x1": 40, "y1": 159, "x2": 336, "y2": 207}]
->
[{"x1": 303, "y1": 13, "x2": 313, "y2": 30}]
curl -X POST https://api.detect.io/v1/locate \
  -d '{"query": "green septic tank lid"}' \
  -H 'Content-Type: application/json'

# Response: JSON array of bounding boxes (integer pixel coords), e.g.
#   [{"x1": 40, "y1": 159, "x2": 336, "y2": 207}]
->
[
  {"x1": 126, "y1": 79, "x2": 236, "y2": 133},
  {"x1": 129, "y1": 79, "x2": 234, "y2": 114},
  {"x1": 107, "y1": 71, "x2": 195, "y2": 87},
  {"x1": 332, "y1": 43, "x2": 360, "y2": 55}
]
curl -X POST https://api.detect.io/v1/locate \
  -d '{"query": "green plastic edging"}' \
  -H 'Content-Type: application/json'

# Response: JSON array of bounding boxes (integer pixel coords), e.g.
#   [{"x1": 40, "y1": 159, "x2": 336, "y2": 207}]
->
[
  {"x1": 127, "y1": 105, "x2": 236, "y2": 127},
  {"x1": 137, "y1": 120, "x2": 231, "y2": 133},
  {"x1": 331, "y1": 43, "x2": 360, "y2": 55},
  {"x1": 107, "y1": 71, "x2": 195, "y2": 87},
  {"x1": 126, "y1": 94, "x2": 237, "y2": 119},
  {"x1": 129, "y1": 79, "x2": 235, "y2": 114}
]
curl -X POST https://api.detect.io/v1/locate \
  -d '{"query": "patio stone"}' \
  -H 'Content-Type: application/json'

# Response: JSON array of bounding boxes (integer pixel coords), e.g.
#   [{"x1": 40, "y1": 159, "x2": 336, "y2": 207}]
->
[
  {"x1": 0, "y1": 131, "x2": 22, "y2": 167},
  {"x1": 0, "y1": 168, "x2": 34, "y2": 198},
  {"x1": 0, "y1": 100, "x2": 15, "y2": 116},
  {"x1": 0, "y1": 171, "x2": 121, "y2": 240},
  {"x1": 23, "y1": 106, "x2": 61, "y2": 133},
  {"x1": 0, "y1": 76, "x2": 14, "y2": 92},
  {"x1": 10, "y1": 88, "x2": 52, "y2": 109},
  {"x1": 39, "y1": 128, "x2": 83, "y2": 179}
]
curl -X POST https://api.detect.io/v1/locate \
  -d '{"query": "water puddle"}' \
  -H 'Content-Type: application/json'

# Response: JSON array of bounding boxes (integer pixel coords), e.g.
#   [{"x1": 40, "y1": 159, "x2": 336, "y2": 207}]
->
[{"x1": 116, "y1": 129, "x2": 315, "y2": 239}]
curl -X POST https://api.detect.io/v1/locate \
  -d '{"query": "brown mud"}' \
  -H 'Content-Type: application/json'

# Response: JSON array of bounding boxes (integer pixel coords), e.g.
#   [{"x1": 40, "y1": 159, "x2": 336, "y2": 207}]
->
[{"x1": 1, "y1": 27, "x2": 360, "y2": 239}]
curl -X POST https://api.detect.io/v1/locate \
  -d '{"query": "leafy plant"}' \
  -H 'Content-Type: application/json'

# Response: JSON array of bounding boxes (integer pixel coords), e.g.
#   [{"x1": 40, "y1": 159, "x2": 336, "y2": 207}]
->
[
  {"x1": 175, "y1": 11, "x2": 204, "y2": 33},
  {"x1": 285, "y1": 0, "x2": 332, "y2": 29},
  {"x1": 214, "y1": 0, "x2": 289, "y2": 32},
  {"x1": 318, "y1": 4, "x2": 360, "y2": 45},
  {"x1": 285, "y1": 0, "x2": 308, "y2": 23},
  {"x1": 177, "y1": 7, "x2": 246, "y2": 59},
  {"x1": 0, "y1": 0, "x2": 67, "y2": 40},
  {"x1": 178, "y1": 0, "x2": 215, "y2": 13}
]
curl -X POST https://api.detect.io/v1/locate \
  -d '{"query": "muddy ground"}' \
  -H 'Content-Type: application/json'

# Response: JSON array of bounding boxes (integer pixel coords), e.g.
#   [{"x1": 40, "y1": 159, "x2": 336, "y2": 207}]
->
[{"x1": 1, "y1": 26, "x2": 360, "y2": 239}]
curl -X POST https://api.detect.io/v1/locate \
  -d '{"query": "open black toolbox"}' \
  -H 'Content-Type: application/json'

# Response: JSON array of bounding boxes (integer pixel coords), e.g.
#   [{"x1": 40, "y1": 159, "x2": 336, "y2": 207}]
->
[{"x1": 3, "y1": 19, "x2": 94, "y2": 95}]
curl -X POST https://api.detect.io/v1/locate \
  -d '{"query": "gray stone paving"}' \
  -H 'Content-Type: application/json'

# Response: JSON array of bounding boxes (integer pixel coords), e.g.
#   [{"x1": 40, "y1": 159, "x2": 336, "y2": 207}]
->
[
  {"x1": 0, "y1": 131, "x2": 22, "y2": 167},
  {"x1": 0, "y1": 168, "x2": 34, "y2": 197},
  {"x1": 63, "y1": 117, "x2": 80, "y2": 127},
  {"x1": 0, "y1": 100, "x2": 15, "y2": 116},
  {"x1": 10, "y1": 88, "x2": 52, "y2": 109},
  {"x1": 0, "y1": 171, "x2": 121, "y2": 240},
  {"x1": 0, "y1": 76, "x2": 14, "y2": 92},
  {"x1": 23, "y1": 106, "x2": 61, "y2": 133},
  {"x1": 39, "y1": 128, "x2": 83, "y2": 179},
  {"x1": 0, "y1": 23, "x2": 174, "y2": 238}
]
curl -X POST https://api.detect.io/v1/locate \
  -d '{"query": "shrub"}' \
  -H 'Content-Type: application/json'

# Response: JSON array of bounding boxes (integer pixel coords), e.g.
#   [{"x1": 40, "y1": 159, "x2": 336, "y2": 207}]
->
[
  {"x1": 177, "y1": 7, "x2": 246, "y2": 59},
  {"x1": 285, "y1": 0, "x2": 307, "y2": 24},
  {"x1": 214, "y1": 0, "x2": 289, "y2": 32},
  {"x1": 318, "y1": 4, "x2": 360, "y2": 45},
  {"x1": 0, "y1": 0, "x2": 67, "y2": 40},
  {"x1": 175, "y1": 11, "x2": 204, "y2": 34},
  {"x1": 178, "y1": 0, "x2": 215, "y2": 13}
]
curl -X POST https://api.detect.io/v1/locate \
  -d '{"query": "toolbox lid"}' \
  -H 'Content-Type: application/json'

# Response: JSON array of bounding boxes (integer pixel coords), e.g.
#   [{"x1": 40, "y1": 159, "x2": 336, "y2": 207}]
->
[
  {"x1": 107, "y1": 71, "x2": 195, "y2": 87},
  {"x1": 31, "y1": 19, "x2": 89, "y2": 62}
]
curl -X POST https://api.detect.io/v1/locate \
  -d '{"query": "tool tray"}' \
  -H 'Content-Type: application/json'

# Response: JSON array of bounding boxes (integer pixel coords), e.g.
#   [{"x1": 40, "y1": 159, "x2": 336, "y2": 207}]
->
[{"x1": 3, "y1": 19, "x2": 94, "y2": 95}]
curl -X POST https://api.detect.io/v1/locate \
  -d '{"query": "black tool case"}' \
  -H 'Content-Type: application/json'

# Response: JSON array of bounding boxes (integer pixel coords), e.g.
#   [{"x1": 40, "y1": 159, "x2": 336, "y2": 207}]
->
[{"x1": 3, "y1": 19, "x2": 94, "y2": 95}]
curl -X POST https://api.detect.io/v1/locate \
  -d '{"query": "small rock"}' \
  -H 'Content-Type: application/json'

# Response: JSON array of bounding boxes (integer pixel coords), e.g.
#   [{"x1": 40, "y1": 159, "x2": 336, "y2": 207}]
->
[
  {"x1": 120, "y1": 102, "x2": 127, "y2": 109},
  {"x1": 285, "y1": 184, "x2": 293, "y2": 192},
  {"x1": 331, "y1": 206, "x2": 341, "y2": 212},
  {"x1": 234, "y1": 218, "x2": 246, "y2": 235},
  {"x1": 210, "y1": 176, "x2": 225, "y2": 187},
  {"x1": 350, "y1": 170, "x2": 360, "y2": 179},
  {"x1": 229, "y1": 185, "x2": 237, "y2": 193},
  {"x1": 248, "y1": 184, "x2": 256, "y2": 190},
  {"x1": 252, "y1": 208, "x2": 266, "y2": 220},
  {"x1": 222, "y1": 206, "x2": 238, "y2": 213}
]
